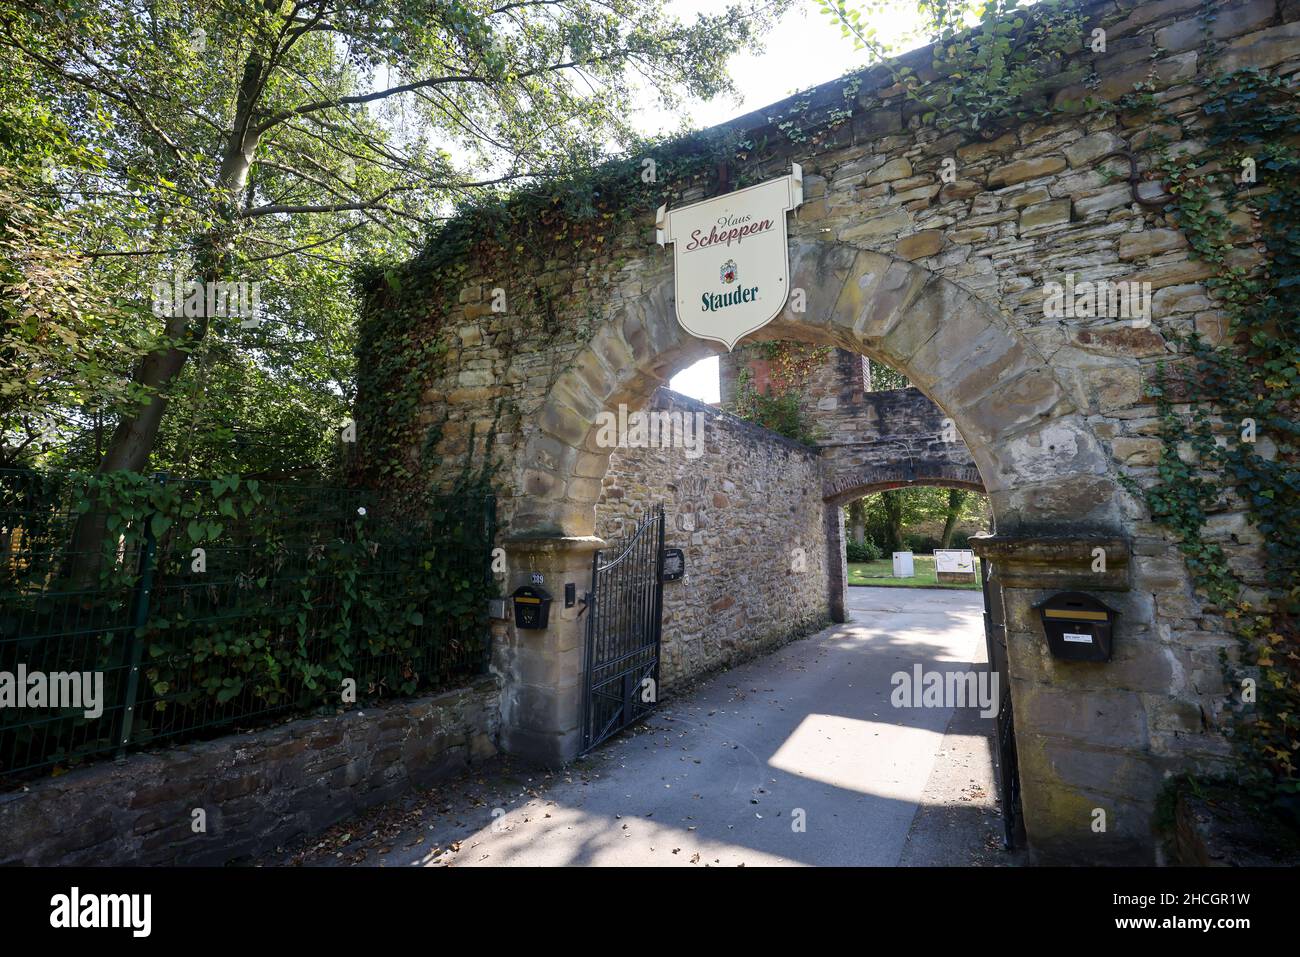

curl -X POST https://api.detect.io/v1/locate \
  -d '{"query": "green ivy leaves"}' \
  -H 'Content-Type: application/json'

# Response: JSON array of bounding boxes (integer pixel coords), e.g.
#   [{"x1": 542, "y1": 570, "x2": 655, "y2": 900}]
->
[
  {"x1": 1131, "y1": 67, "x2": 1300, "y2": 805},
  {"x1": 3, "y1": 468, "x2": 497, "y2": 768}
]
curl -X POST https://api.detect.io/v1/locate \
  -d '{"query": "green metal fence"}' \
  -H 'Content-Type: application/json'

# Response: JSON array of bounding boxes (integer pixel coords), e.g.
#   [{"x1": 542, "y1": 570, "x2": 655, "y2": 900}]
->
[{"x1": 0, "y1": 468, "x2": 496, "y2": 783}]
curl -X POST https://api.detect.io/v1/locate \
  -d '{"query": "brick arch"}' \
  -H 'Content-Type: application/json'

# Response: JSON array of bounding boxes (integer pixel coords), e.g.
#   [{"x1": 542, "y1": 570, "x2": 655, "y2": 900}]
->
[
  {"x1": 823, "y1": 462, "x2": 985, "y2": 506},
  {"x1": 516, "y1": 239, "x2": 1124, "y2": 540}
]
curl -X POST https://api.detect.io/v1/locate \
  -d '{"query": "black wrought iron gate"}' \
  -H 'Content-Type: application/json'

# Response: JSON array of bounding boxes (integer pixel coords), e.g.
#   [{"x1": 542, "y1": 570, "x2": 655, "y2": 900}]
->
[
  {"x1": 981, "y1": 556, "x2": 1023, "y2": 849},
  {"x1": 581, "y1": 506, "x2": 665, "y2": 753}
]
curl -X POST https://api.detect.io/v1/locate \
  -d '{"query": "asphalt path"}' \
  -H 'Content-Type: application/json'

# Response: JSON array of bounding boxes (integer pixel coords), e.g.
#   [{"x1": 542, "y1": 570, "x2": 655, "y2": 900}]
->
[{"x1": 269, "y1": 586, "x2": 1017, "y2": 867}]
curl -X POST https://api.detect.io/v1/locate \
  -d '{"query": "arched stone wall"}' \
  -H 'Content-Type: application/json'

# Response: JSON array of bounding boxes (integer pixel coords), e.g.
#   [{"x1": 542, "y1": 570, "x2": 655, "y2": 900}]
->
[
  {"x1": 499, "y1": 218, "x2": 1221, "y2": 870},
  {"x1": 814, "y1": 385, "x2": 984, "y2": 496},
  {"x1": 716, "y1": 341, "x2": 987, "y2": 507},
  {"x1": 823, "y1": 462, "x2": 985, "y2": 505},
  {"x1": 516, "y1": 243, "x2": 1121, "y2": 540},
  {"x1": 504, "y1": 242, "x2": 1154, "y2": 864},
  {"x1": 359, "y1": 0, "x2": 1300, "y2": 862}
]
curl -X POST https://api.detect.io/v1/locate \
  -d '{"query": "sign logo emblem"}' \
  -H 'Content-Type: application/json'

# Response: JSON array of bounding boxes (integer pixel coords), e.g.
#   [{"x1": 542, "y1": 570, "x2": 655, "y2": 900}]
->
[{"x1": 656, "y1": 164, "x2": 803, "y2": 351}]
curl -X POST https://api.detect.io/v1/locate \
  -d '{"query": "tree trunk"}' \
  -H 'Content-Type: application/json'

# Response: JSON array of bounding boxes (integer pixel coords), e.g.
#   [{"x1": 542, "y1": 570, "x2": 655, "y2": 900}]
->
[
  {"x1": 939, "y1": 489, "x2": 967, "y2": 548},
  {"x1": 97, "y1": 313, "x2": 200, "y2": 472},
  {"x1": 881, "y1": 489, "x2": 904, "y2": 553},
  {"x1": 95, "y1": 50, "x2": 265, "y2": 476},
  {"x1": 847, "y1": 498, "x2": 866, "y2": 545},
  {"x1": 69, "y1": 52, "x2": 266, "y2": 586}
]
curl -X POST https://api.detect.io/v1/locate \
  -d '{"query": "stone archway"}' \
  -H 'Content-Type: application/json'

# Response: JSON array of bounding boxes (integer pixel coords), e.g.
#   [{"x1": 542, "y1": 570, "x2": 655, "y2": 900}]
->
[
  {"x1": 345, "y1": 0, "x2": 1300, "y2": 864},
  {"x1": 502, "y1": 240, "x2": 1146, "y2": 864},
  {"x1": 821, "y1": 468, "x2": 988, "y2": 624},
  {"x1": 514, "y1": 241, "x2": 1122, "y2": 539},
  {"x1": 823, "y1": 463, "x2": 985, "y2": 505}
]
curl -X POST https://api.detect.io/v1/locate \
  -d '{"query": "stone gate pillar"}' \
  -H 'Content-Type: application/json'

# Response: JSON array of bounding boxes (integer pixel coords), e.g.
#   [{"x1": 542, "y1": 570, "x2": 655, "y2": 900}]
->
[
  {"x1": 825, "y1": 504, "x2": 848, "y2": 624},
  {"x1": 971, "y1": 534, "x2": 1155, "y2": 864},
  {"x1": 495, "y1": 534, "x2": 602, "y2": 766}
]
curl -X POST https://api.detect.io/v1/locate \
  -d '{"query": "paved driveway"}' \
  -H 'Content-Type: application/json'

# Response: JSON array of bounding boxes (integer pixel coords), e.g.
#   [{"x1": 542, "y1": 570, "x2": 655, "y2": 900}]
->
[{"x1": 270, "y1": 587, "x2": 1017, "y2": 867}]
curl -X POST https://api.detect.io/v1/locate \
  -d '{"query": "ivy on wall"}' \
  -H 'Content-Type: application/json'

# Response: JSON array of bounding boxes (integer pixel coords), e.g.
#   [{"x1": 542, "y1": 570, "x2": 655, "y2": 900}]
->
[
  {"x1": 352, "y1": 130, "x2": 761, "y2": 494},
  {"x1": 350, "y1": 0, "x2": 1299, "y2": 822},
  {"x1": 351, "y1": 3, "x2": 1099, "y2": 495},
  {"x1": 351, "y1": 5, "x2": 1098, "y2": 492},
  {"x1": 727, "y1": 343, "x2": 831, "y2": 444},
  {"x1": 817, "y1": 0, "x2": 1087, "y2": 139},
  {"x1": 1116, "y1": 64, "x2": 1300, "y2": 816}
]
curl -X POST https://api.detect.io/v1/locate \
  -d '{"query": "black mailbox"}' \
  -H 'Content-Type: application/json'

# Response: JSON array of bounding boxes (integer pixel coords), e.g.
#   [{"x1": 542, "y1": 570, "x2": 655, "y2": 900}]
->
[
  {"x1": 1034, "y1": 591, "x2": 1118, "y2": 662},
  {"x1": 512, "y1": 585, "x2": 552, "y2": 630},
  {"x1": 662, "y1": 547, "x2": 685, "y2": 582}
]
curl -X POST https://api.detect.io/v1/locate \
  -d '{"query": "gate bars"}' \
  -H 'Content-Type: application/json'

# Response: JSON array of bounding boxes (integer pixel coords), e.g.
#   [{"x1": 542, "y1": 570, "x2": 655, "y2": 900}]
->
[
  {"x1": 580, "y1": 506, "x2": 665, "y2": 753},
  {"x1": 981, "y1": 556, "x2": 1023, "y2": 848}
]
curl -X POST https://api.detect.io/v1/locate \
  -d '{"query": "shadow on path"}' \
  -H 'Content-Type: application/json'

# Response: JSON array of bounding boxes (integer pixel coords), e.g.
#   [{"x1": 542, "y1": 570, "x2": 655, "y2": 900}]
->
[{"x1": 263, "y1": 588, "x2": 1018, "y2": 867}]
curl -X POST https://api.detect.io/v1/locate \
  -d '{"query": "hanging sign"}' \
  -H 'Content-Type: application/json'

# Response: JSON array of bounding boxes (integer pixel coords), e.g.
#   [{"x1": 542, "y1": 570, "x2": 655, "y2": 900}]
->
[{"x1": 656, "y1": 164, "x2": 803, "y2": 351}]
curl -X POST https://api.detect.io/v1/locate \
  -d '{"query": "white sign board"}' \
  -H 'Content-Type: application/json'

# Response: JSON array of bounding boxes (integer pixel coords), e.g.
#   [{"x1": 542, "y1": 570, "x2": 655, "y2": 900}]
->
[
  {"x1": 892, "y1": 551, "x2": 915, "y2": 578},
  {"x1": 934, "y1": 550, "x2": 975, "y2": 574},
  {"x1": 656, "y1": 165, "x2": 803, "y2": 350}
]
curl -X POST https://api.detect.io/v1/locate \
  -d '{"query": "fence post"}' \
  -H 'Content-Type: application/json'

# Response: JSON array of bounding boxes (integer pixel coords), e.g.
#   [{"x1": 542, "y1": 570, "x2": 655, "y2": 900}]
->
[{"x1": 116, "y1": 473, "x2": 163, "y2": 760}]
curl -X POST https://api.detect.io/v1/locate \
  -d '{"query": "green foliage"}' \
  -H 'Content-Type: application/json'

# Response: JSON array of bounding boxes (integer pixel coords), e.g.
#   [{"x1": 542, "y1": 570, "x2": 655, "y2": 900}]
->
[
  {"x1": 819, "y1": 0, "x2": 1085, "y2": 135},
  {"x1": 0, "y1": 165, "x2": 153, "y2": 466},
  {"x1": 859, "y1": 485, "x2": 986, "y2": 549},
  {"x1": 720, "y1": 343, "x2": 834, "y2": 445},
  {"x1": 866, "y1": 357, "x2": 910, "y2": 391},
  {"x1": 845, "y1": 538, "x2": 883, "y2": 562},
  {"x1": 727, "y1": 366, "x2": 821, "y2": 445},
  {"x1": 354, "y1": 129, "x2": 753, "y2": 489},
  {"x1": 0, "y1": 467, "x2": 497, "y2": 776},
  {"x1": 0, "y1": 0, "x2": 787, "y2": 475},
  {"x1": 1120, "y1": 66, "x2": 1300, "y2": 811}
]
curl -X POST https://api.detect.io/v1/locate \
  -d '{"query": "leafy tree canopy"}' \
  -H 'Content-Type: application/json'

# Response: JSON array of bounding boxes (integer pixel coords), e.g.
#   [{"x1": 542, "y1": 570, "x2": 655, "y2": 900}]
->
[{"x1": 0, "y1": 0, "x2": 787, "y2": 476}]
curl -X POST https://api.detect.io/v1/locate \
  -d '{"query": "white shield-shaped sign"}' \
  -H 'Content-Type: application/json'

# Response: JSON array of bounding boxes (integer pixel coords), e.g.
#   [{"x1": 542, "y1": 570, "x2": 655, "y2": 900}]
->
[{"x1": 656, "y1": 164, "x2": 803, "y2": 351}]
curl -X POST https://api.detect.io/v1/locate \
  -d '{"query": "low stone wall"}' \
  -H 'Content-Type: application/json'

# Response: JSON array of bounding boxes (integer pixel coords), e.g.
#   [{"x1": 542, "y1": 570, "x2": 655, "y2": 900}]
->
[
  {"x1": 596, "y1": 389, "x2": 832, "y2": 690},
  {"x1": 1174, "y1": 789, "x2": 1300, "y2": 867},
  {"x1": 0, "y1": 676, "x2": 500, "y2": 865}
]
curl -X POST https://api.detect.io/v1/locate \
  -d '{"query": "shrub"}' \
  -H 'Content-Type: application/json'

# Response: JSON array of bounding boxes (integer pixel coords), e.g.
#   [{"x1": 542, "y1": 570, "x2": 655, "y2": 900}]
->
[{"x1": 845, "y1": 538, "x2": 882, "y2": 562}]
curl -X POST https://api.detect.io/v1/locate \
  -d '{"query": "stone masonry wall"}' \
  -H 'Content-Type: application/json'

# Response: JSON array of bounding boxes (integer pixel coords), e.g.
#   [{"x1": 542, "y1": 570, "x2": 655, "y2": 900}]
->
[
  {"x1": 720, "y1": 345, "x2": 871, "y2": 433},
  {"x1": 385, "y1": 0, "x2": 1296, "y2": 580},
  {"x1": 719, "y1": 343, "x2": 982, "y2": 499},
  {"x1": 719, "y1": 344, "x2": 870, "y2": 412},
  {"x1": 595, "y1": 389, "x2": 831, "y2": 690},
  {"x1": 0, "y1": 677, "x2": 500, "y2": 865},
  {"x1": 819, "y1": 387, "x2": 984, "y2": 500},
  {"x1": 359, "y1": 0, "x2": 1300, "y2": 857}
]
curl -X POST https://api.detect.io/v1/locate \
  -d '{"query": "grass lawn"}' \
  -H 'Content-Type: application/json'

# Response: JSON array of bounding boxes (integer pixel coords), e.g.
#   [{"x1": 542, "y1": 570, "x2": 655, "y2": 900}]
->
[{"x1": 847, "y1": 554, "x2": 982, "y2": 590}]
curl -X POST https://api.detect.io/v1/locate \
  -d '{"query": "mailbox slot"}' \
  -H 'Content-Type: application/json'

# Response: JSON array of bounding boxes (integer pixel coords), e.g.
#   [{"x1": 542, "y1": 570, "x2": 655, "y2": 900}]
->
[
  {"x1": 512, "y1": 585, "x2": 552, "y2": 630},
  {"x1": 1034, "y1": 591, "x2": 1117, "y2": 662}
]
